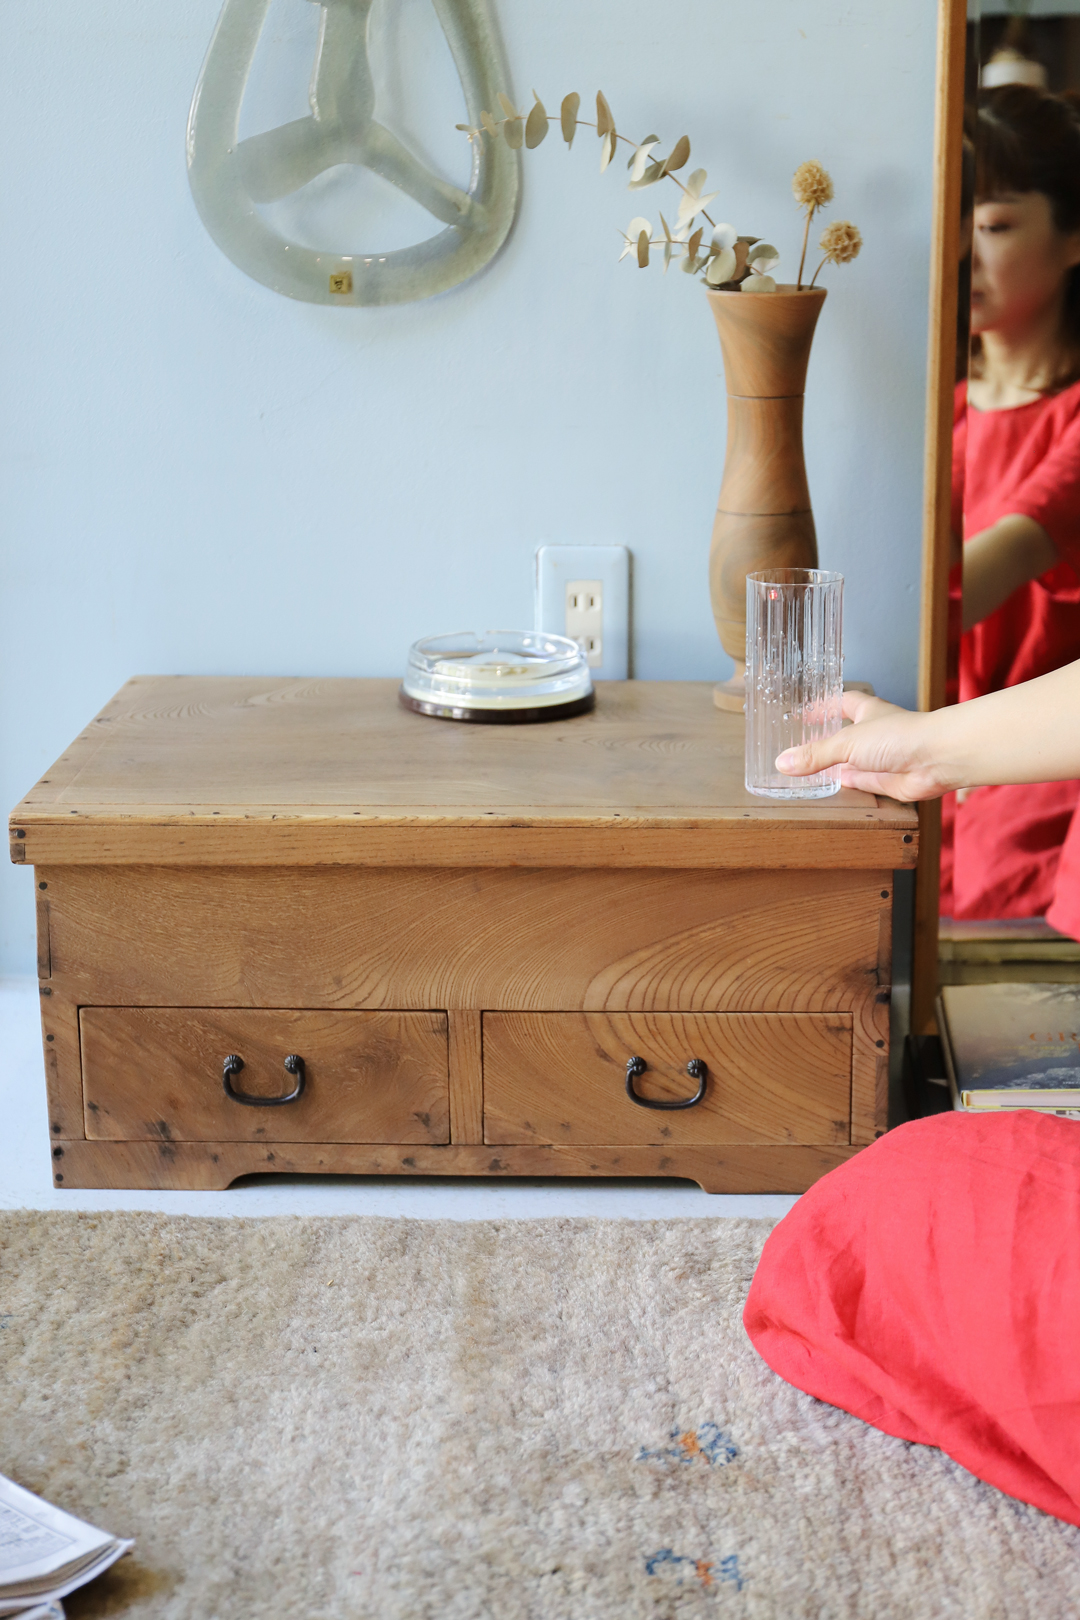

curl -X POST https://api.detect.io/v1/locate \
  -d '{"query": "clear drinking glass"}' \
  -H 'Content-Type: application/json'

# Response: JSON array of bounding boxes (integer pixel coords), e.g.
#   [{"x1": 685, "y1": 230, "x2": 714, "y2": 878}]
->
[{"x1": 745, "y1": 568, "x2": 844, "y2": 799}]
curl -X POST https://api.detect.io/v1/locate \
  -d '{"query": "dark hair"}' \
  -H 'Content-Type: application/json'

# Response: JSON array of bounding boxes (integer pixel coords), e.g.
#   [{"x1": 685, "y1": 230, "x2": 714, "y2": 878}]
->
[{"x1": 970, "y1": 84, "x2": 1080, "y2": 391}]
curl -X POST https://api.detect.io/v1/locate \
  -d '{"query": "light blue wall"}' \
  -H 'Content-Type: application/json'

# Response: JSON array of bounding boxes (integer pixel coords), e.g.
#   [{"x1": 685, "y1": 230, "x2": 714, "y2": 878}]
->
[{"x1": 1, "y1": 0, "x2": 936, "y2": 974}]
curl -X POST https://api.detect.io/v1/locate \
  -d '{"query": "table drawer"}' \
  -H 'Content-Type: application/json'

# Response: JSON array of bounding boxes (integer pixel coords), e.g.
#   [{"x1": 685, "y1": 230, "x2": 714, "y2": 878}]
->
[
  {"x1": 45, "y1": 866, "x2": 889, "y2": 1016},
  {"x1": 482, "y1": 1011, "x2": 851, "y2": 1147},
  {"x1": 80, "y1": 1008, "x2": 449, "y2": 1144}
]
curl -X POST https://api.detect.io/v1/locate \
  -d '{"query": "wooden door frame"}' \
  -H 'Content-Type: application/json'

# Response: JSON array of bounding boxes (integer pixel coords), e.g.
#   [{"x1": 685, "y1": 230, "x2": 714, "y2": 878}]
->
[{"x1": 912, "y1": 0, "x2": 969, "y2": 1033}]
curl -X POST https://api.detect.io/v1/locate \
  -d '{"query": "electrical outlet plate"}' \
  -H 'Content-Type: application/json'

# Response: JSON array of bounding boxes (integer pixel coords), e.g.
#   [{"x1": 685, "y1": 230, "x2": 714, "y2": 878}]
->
[
  {"x1": 535, "y1": 545, "x2": 630, "y2": 680},
  {"x1": 565, "y1": 579, "x2": 604, "y2": 668}
]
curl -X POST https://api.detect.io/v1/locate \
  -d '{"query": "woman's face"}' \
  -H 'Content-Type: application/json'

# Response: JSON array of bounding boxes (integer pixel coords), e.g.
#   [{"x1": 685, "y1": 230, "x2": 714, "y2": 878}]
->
[{"x1": 971, "y1": 190, "x2": 1080, "y2": 336}]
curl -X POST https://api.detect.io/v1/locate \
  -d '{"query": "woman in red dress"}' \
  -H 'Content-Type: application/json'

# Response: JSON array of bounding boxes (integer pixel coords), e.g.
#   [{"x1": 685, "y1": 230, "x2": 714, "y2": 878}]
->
[{"x1": 944, "y1": 85, "x2": 1080, "y2": 936}]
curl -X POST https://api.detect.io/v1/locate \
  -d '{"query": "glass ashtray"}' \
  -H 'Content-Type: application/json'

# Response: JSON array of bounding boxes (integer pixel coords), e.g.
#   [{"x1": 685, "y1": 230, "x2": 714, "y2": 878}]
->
[{"x1": 400, "y1": 631, "x2": 594, "y2": 723}]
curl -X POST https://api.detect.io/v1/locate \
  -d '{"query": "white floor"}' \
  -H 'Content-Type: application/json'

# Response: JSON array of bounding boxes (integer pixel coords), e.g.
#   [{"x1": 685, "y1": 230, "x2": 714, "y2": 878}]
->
[{"x1": 0, "y1": 978, "x2": 798, "y2": 1220}]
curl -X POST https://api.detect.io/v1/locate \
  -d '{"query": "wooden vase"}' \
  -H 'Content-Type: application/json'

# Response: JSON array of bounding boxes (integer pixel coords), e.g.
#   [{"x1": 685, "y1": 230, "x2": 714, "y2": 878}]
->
[{"x1": 707, "y1": 285, "x2": 827, "y2": 712}]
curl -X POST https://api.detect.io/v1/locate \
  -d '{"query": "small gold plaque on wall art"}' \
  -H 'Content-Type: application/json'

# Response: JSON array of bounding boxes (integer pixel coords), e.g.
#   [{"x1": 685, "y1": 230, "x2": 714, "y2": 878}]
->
[{"x1": 329, "y1": 271, "x2": 353, "y2": 295}]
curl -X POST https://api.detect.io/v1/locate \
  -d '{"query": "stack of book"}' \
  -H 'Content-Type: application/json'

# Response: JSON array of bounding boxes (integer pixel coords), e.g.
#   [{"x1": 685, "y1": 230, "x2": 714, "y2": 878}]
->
[
  {"x1": 0, "y1": 1474, "x2": 131, "y2": 1616},
  {"x1": 938, "y1": 982, "x2": 1080, "y2": 1114}
]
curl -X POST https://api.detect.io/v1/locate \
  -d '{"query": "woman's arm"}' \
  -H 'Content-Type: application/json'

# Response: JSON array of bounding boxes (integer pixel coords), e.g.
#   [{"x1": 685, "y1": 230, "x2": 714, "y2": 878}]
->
[
  {"x1": 962, "y1": 512, "x2": 1060, "y2": 631},
  {"x1": 775, "y1": 660, "x2": 1080, "y2": 800}
]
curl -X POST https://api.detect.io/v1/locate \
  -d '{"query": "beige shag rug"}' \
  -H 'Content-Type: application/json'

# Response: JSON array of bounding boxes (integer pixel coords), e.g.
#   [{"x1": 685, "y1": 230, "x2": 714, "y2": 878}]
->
[{"x1": 2, "y1": 1213, "x2": 1079, "y2": 1619}]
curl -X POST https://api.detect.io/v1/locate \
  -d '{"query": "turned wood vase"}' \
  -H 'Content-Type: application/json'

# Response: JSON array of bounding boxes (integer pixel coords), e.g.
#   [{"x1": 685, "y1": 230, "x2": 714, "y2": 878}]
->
[{"x1": 707, "y1": 285, "x2": 827, "y2": 712}]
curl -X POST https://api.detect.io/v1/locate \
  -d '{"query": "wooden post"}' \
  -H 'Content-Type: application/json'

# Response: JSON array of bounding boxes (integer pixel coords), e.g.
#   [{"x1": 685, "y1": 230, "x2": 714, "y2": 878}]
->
[{"x1": 912, "y1": 0, "x2": 968, "y2": 1035}]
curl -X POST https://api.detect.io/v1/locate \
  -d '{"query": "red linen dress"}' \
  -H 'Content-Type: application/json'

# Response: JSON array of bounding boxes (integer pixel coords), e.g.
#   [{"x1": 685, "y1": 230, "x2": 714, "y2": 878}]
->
[
  {"x1": 744, "y1": 1112, "x2": 1080, "y2": 1527},
  {"x1": 943, "y1": 379, "x2": 1080, "y2": 937}
]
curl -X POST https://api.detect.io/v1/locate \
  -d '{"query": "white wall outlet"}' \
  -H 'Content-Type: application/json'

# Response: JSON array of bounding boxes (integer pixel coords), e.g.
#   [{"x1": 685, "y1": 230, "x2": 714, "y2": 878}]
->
[
  {"x1": 535, "y1": 545, "x2": 630, "y2": 680},
  {"x1": 565, "y1": 580, "x2": 603, "y2": 667}
]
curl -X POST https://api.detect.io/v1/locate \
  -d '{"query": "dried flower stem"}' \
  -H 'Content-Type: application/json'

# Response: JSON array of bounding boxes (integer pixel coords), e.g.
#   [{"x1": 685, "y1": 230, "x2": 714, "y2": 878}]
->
[
  {"x1": 810, "y1": 220, "x2": 862, "y2": 286},
  {"x1": 791, "y1": 161, "x2": 834, "y2": 288},
  {"x1": 796, "y1": 210, "x2": 812, "y2": 291}
]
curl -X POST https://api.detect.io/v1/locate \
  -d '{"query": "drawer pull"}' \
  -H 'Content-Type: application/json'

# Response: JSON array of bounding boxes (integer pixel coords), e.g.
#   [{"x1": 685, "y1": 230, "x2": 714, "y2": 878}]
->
[
  {"x1": 625, "y1": 1056, "x2": 707, "y2": 1110},
  {"x1": 222, "y1": 1052, "x2": 306, "y2": 1107}
]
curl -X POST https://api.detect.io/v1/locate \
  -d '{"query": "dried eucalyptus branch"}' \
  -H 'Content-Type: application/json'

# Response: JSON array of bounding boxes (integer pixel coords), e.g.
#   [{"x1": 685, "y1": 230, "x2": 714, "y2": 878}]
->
[{"x1": 457, "y1": 92, "x2": 862, "y2": 292}]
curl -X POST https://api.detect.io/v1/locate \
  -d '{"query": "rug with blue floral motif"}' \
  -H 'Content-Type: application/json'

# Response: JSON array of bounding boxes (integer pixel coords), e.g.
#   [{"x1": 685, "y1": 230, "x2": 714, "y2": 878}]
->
[{"x1": 0, "y1": 1213, "x2": 1075, "y2": 1619}]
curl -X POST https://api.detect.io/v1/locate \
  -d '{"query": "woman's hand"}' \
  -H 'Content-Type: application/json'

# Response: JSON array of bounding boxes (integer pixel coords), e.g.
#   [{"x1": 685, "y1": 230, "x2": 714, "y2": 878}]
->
[
  {"x1": 776, "y1": 662, "x2": 1080, "y2": 799},
  {"x1": 775, "y1": 691, "x2": 959, "y2": 802}
]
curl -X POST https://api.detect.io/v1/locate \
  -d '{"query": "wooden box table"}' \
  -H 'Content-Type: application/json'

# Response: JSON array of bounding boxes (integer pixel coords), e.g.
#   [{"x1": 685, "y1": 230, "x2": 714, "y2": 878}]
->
[{"x1": 8, "y1": 678, "x2": 918, "y2": 1192}]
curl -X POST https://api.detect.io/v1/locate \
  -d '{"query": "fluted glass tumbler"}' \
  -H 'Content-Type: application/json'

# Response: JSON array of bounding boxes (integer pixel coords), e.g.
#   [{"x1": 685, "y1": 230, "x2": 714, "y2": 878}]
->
[{"x1": 745, "y1": 568, "x2": 844, "y2": 799}]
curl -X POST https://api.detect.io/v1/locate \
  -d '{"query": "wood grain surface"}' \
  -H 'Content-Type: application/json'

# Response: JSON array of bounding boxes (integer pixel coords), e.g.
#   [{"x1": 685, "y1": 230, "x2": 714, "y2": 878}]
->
[
  {"x1": 919, "y1": 0, "x2": 967, "y2": 720},
  {"x1": 41, "y1": 864, "x2": 890, "y2": 1016},
  {"x1": 448, "y1": 1010, "x2": 483, "y2": 1143},
  {"x1": 47, "y1": 1139, "x2": 859, "y2": 1194},
  {"x1": 851, "y1": 900, "x2": 894, "y2": 1146},
  {"x1": 20, "y1": 677, "x2": 905, "y2": 1191},
  {"x1": 80, "y1": 1008, "x2": 450, "y2": 1144},
  {"x1": 914, "y1": 0, "x2": 968, "y2": 1033},
  {"x1": 38, "y1": 987, "x2": 82, "y2": 1143},
  {"x1": 705, "y1": 286, "x2": 826, "y2": 399},
  {"x1": 482, "y1": 1011, "x2": 852, "y2": 1147},
  {"x1": 9, "y1": 678, "x2": 916, "y2": 869},
  {"x1": 717, "y1": 397, "x2": 812, "y2": 514},
  {"x1": 709, "y1": 511, "x2": 819, "y2": 661}
]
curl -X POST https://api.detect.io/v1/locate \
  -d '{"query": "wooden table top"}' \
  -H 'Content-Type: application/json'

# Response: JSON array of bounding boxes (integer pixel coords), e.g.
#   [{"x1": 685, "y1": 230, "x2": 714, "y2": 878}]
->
[{"x1": 8, "y1": 676, "x2": 917, "y2": 869}]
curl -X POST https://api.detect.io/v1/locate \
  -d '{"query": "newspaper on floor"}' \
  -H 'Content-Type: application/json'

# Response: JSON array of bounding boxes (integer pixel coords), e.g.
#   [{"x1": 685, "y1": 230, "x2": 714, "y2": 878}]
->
[{"x1": 0, "y1": 1474, "x2": 132, "y2": 1615}]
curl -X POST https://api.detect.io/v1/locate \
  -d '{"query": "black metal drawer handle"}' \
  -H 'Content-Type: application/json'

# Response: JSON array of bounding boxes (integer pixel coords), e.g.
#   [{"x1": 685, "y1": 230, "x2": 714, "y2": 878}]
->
[
  {"x1": 625, "y1": 1056, "x2": 707, "y2": 1110},
  {"x1": 222, "y1": 1053, "x2": 306, "y2": 1106}
]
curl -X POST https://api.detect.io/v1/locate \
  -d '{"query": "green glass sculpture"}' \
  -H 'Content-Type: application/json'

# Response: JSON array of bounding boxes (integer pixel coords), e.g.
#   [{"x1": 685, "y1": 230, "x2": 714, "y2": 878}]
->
[{"x1": 187, "y1": 0, "x2": 520, "y2": 305}]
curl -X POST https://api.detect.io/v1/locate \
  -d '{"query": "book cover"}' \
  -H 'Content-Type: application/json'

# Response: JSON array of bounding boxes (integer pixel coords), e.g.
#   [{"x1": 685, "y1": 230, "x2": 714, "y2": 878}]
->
[{"x1": 938, "y1": 983, "x2": 1080, "y2": 1111}]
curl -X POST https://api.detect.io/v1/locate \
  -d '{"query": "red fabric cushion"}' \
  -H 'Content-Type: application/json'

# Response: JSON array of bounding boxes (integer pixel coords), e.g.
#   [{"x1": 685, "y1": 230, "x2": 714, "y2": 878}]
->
[{"x1": 744, "y1": 1112, "x2": 1080, "y2": 1525}]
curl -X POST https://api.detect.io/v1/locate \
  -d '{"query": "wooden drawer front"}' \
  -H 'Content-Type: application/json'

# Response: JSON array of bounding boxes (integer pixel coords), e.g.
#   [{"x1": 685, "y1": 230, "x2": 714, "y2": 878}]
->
[
  {"x1": 80, "y1": 1008, "x2": 449, "y2": 1144},
  {"x1": 45, "y1": 866, "x2": 888, "y2": 1015},
  {"x1": 482, "y1": 1012, "x2": 851, "y2": 1147}
]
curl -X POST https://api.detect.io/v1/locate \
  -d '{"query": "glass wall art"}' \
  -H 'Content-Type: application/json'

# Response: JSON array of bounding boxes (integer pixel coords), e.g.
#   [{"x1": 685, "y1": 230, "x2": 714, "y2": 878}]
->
[{"x1": 186, "y1": 0, "x2": 520, "y2": 305}]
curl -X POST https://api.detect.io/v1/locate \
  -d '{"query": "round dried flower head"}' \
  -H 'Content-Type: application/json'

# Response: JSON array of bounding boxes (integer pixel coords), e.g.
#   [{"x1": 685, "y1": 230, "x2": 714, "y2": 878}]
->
[
  {"x1": 792, "y1": 160, "x2": 834, "y2": 212},
  {"x1": 819, "y1": 219, "x2": 863, "y2": 265}
]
